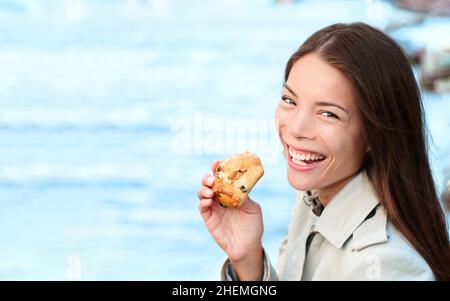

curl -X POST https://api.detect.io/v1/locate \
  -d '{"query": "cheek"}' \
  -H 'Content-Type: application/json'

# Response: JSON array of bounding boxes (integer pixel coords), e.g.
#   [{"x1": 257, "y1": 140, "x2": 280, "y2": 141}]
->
[
  {"x1": 317, "y1": 127, "x2": 342, "y2": 152},
  {"x1": 325, "y1": 129, "x2": 365, "y2": 165},
  {"x1": 275, "y1": 104, "x2": 287, "y2": 133}
]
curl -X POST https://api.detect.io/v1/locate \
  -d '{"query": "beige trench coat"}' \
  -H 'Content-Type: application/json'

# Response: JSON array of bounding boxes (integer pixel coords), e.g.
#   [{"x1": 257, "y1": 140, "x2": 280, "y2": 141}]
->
[{"x1": 221, "y1": 171, "x2": 435, "y2": 281}]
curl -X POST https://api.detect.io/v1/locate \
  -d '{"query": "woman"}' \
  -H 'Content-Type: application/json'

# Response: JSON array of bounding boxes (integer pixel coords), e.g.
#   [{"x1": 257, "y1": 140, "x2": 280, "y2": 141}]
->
[{"x1": 197, "y1": 22, "x2": 450, "y2": 281}]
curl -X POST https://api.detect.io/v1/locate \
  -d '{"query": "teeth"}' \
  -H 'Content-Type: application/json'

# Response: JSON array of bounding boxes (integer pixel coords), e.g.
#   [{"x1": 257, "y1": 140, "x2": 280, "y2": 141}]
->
[
  {"x1": 292, "y1": 156, "x2": 308, "y2": 166},
  {"x1": 288, "y1": 146, "x2": 325, "y2": 162}
]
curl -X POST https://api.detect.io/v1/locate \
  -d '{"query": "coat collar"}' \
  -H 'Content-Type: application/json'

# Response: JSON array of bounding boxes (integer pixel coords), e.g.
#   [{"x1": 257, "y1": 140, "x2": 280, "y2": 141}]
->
[{"x1": 310, "y1": 170, "x2": 382, "y2": 249}]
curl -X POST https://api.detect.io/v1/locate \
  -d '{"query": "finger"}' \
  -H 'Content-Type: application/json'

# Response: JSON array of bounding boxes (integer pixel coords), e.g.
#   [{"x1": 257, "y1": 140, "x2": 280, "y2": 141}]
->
[
  {"x1": 211, "y1": 160, "x2": 220, "y2": 173},
  {"x1": 198, "y1": 186, "x2": 214, "y2": 199},
  {"x1": 201, "y1": 174, "x2": 215, "y2": 187},
  {"x1": 199, "y1": 198, "x2": 213, "y2": 210},
  {"x1": 199, "y1": 198, "x2": 213, "y2": 218}
]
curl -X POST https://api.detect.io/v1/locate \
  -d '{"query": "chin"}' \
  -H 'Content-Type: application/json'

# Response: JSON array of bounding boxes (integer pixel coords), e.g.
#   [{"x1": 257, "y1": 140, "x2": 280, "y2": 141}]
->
[{"x1": 287, "y1": 172, "x2": 316, "y2": 191}]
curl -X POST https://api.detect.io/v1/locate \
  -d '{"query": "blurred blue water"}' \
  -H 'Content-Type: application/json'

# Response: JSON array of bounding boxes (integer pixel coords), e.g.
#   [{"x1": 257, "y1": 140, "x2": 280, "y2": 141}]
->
[{"x1": 0, "y1": 0, "x2": 449, "y2": 280}]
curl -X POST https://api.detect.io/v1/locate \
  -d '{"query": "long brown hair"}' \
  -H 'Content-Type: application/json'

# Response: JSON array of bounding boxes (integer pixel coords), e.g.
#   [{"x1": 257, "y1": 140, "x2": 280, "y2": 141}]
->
[{"x1": 284, "y1": 22, "x2": 450, "y2": 280}]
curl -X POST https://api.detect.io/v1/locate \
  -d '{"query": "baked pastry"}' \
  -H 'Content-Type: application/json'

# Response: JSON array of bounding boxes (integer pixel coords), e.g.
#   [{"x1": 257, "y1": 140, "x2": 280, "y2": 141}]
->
[{"x1": 212, "y1": 151, "x2": 264, "y2": 208}]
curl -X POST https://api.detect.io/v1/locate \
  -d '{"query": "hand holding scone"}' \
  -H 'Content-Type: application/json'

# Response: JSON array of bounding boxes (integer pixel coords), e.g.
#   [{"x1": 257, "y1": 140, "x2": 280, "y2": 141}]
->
[
  {"x1": 212, "y1": 152, "x2": 264, "y2": 208},
  {"x1": 197, "y1": 154, "x2": 265, "y2": 280}
]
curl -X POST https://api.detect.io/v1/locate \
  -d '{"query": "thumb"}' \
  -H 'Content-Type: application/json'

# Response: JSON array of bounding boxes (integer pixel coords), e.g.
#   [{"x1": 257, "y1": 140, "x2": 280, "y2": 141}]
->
[{"x1": 240, "y1": 196, "x2": 261, "y2": 213}]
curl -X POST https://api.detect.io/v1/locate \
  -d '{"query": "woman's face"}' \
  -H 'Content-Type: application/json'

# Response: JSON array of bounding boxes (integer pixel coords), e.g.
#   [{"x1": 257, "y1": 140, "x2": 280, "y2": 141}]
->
[{"x1": 275, "y1": 52, "x2": 367, "y2": 202}]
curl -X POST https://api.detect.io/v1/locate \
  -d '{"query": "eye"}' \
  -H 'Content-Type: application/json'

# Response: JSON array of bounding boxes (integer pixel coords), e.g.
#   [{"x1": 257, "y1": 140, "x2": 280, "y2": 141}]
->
[
  {"x1": 320, "y1": 111, "x2": 339, "y2": 119},
  {"x1": 281, "y1": 95, "x2": 296, "y2": 106}
]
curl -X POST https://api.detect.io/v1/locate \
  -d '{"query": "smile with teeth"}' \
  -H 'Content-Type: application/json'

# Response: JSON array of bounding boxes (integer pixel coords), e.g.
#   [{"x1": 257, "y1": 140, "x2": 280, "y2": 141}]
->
[{"x1": 288, "y1": 146, "x2": 326, "y2": 166}]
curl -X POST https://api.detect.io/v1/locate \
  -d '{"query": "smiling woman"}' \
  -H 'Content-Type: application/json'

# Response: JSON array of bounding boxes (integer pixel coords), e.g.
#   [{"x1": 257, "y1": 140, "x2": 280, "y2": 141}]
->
[{"x1": 198, "y1": 22, "x2": 450, "y2": 281}]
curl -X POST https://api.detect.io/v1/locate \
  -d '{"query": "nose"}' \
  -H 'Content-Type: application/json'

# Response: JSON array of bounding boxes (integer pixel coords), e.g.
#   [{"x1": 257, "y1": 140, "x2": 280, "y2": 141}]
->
[{"x1": 286, "y1": 109, "x2": 316, "y2": 141}]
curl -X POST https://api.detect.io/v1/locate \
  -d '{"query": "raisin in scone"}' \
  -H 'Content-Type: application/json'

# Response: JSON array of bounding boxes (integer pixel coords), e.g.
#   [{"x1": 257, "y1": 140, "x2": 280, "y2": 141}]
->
[{"x1": 212, "y1": 151, "x2": 264, "y2": 208}]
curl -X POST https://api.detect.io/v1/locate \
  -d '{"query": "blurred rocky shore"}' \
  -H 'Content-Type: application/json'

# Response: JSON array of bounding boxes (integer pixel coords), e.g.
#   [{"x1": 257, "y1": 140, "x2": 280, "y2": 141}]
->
[{"x1": 389, "y1": 0, "x2": 450, "y2": 93}]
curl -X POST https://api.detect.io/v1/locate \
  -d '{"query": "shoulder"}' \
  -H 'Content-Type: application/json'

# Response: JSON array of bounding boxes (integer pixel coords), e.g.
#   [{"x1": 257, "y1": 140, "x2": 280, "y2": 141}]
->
[{"x1": 344, "y1": 206, "x2": 435, "y2": 280}]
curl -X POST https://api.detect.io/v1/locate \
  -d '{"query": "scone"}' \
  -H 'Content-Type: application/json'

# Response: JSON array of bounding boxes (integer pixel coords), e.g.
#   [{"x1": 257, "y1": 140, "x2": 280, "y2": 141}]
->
[{"x1": 212, "y1": 151, "x2": 264, "y2": 208}]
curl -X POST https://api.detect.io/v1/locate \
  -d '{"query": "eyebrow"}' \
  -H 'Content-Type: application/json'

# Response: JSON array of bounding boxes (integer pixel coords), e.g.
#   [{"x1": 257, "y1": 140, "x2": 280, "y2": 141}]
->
[
  {"x1": 283, "y1": 84, "x2": 297, "y2": 98},
  {"x1": 283, "y1": 84, "x2": 349, "y2": 114}
]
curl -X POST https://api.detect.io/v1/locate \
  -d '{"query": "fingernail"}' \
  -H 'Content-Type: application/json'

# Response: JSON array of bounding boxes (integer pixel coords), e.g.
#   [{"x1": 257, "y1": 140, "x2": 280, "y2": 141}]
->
[{"x1": 207, "y1": 176, "x2": 215, "y2": 185}]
